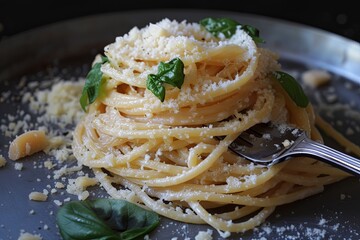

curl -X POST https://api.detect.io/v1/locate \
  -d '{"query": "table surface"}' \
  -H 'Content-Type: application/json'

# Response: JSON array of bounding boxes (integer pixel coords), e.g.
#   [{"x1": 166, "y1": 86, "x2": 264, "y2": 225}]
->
[{"x1": 0, "y1": 1, "x2": 359, "y2": 43}]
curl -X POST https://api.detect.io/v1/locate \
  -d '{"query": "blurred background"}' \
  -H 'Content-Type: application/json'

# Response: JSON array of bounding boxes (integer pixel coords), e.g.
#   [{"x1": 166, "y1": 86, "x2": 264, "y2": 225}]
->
[{"x1": 0, "y1": 0, "x2": 359, "y2": 43}]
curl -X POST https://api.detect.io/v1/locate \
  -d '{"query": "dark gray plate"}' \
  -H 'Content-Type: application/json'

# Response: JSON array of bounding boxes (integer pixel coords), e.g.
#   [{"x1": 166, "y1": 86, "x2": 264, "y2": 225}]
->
[{"x1": 1, "y1": 9, "x2": 360, "y2": 240}]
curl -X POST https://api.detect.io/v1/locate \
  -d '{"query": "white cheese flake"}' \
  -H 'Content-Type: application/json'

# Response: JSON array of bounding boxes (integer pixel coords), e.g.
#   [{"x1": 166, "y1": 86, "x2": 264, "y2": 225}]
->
[
  {"x1": 0, "y1": 154, "x2": 7, "y2": 167},
  {"x1": 302, "y1": 69, "x2": 331, "y2": 88},
  {"x1": 28, "y1": 192, "x2": 48, "y2": 202}
]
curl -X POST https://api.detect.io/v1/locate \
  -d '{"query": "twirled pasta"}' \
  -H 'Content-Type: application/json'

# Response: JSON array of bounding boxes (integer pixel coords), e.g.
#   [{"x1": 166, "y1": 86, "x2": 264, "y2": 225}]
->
[{"x1": 72, "y1": 18, "x2": 349, "y2": 234}]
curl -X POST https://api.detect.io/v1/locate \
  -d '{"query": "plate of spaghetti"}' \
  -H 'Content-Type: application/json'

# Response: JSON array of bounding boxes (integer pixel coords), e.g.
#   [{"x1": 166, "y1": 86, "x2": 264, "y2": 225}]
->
[{"x1": 0, "y1": 9, "x2": 360, "y2": 240}]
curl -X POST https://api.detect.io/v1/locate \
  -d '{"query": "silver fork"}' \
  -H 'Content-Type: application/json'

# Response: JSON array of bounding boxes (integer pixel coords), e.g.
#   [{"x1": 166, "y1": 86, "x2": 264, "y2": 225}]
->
[{"x1": 219, "y1": 122, "x2": 360, "y2": 175}]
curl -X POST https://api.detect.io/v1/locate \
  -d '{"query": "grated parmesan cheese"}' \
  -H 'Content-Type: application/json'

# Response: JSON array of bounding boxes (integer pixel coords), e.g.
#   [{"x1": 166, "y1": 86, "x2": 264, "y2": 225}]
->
[
  {"x1": 282, "y1": 139, "x2": 294, "y2": 147},
  {"x1": 217, "y1": 230, "x2": 231, "y2": 238},
  {"x1": 195, "y1": 229, "x2": 213, "y2": 240},
  {"x1": 302, "y1": 69, "x2": 331, "y2": 88},
  {"x1": 66, "y1": 176, "x2": 98, "y2": 200},
  {"x1": 18, "y1": 232, "x2": 42, "y2": 240},
  {"x1": 43, "y1": 160, "x2": 54, "y2": 169},
  {"x1": 14, "y1": 162, "x2": 23, "y2": 171},
  {"x1": 0, "y1": 154, "x2": 6, "y2": 167},
  {"x1": 53, "y1": 199, "x2": 62, "y2": 206},
  {"x1": 8, "y1": 130, "x2": 49, "y2": 161},
  {"x1": 55, "y1": 182, "x2": 65, "y2": 189},
  {"x1": 28, "y1": 192, "x2": 48, "y2": 202}
]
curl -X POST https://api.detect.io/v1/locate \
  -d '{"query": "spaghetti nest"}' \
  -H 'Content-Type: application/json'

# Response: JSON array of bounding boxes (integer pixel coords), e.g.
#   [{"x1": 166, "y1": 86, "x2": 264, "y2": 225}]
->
[{"x1": 73, "y1": 19, "x2": 347, "y2": 233}]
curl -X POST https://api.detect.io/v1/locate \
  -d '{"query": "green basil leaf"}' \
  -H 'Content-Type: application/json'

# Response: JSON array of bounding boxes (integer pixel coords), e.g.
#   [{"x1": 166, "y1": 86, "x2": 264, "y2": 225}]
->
[
  {"x1": 274, "y1": 71, "x2": 309, "y2": 108},
  {"x1": 101, "y1": 55, "x2": 109, "y2": 63},
  {"x1": 157, "y1": 58, "x2": 185, "y2": 89},
  {"x1": 147, "y1": 74, "x2": 166, "y2": 102},
  {"x1": 199, "y1": 17, "x2": 265, "y2": 43},
  {"x1": 56, "y1": 199, "x2": 160, "y2": 240},
  {"x1": 241, "y1": 25, "x2": 265, "y2": 44},
  {"x1": 146, "y1": 57, "x2": 185, "y2": 102},
  {"x1": 80, "y1": 55, "x2": 109, "y2": 112},
  {"x1": 199, "y1": 17, "x2": 238, "y2": 38}
]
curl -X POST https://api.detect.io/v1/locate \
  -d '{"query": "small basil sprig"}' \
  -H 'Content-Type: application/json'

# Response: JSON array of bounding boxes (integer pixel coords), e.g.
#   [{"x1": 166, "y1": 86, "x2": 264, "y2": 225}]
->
[
  {"x1": 80, "y1": 55, "x2": 109, "y2": 112},
  {"x1": 146, "y1": 57, "x2": 185, "y2": 102},
  {"x1": 200, "y1": 17, "x2": 238, "y2": 38},
  {"x1": 199, "y1": 17, "x2": 265, "y2": 44},
  {"x1": 273, "y1": 71, "x2": 309, "y2": 108},
  {"x1": 56, "y1": 199, "x2": 160, "y2": 240},
  {"x1": 241, "y1": 25, "x2": 264, "y2": 45}
]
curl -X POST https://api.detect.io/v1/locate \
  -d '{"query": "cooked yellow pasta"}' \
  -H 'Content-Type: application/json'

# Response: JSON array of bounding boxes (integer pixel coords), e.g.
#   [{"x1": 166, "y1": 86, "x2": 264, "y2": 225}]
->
[{"x1": 72, "y1": 18, "x2": 352, "y2": 233}]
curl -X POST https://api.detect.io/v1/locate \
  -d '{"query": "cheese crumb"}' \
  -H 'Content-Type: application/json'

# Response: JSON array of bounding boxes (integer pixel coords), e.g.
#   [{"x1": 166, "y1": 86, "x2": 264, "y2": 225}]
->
[
  {"x1": 54, "y1": 200, "x2": 62, "y2": 206},
  {"x1": 14, "y1": 162, "x2": 24, "y2": 171},
  {"x1": 66, "y1": 176, "x2": 98, "y2": 200},
  {"x1": 18, "y1": 232, "x2": 42, "y2": 240},
  {"x1": 302, "y1": 69, "x2": 331, "y2": 88},
  {"x1": 195, "y1": 229, "x2": 213, "y2": 240},
  {"x1": 28, "y1": 192, "x2": 48, "y2": 202},
  {"x1": 43, "y1": 160, "x2": 54, "y2": 169},
  {"x1": 282, "y1": 139, "x2": 294, "y2": 147},
  {"x1": 8, "y1": 130, "x2": 48, "y2": 160},
  {"x1": 217, "y1": 230, "x2": 231, "y2": 238},
  {"x1": 55, "y1": 182, "x2": 65, "y2": 189},
  {"x1": 0, "y1": 154, "x2": 7, "y2": 167}
]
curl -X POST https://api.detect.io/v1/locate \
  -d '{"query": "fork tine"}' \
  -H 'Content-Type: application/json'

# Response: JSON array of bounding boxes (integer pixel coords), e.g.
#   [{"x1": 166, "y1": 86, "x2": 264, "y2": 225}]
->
[
  {"x1": 225, "y1": 122, "x2": 360, "y2": 174},
  {"x1": 245, "y1": 128, "x2": 262, "y2": 137},
  {"x1": 234, "y1": 135, "x2": 253, "y2": 147},
  {"x1": 248, "y1": 122, "x2": 272, "y2": 135},
  {"x1": 226, "y1": 122, "x2": 296, "y2": 165}
]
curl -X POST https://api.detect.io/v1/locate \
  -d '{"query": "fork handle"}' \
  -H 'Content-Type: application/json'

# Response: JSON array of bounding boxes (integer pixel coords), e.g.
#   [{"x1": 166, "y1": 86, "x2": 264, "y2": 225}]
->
[{"x1": 289, "y1": 137, "x2": 360, "y2": 175}]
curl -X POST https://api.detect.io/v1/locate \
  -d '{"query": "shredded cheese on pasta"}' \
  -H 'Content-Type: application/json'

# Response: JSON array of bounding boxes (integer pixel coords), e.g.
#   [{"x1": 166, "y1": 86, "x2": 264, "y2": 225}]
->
[{"x1": 72, "y1": 18, "x2": 351, "y2": 233}]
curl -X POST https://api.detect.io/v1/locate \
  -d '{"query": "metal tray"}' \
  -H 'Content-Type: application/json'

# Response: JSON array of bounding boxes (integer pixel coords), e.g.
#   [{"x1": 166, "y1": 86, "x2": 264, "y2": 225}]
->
[{"x1": 1, "y1": 9, "x2": 360, "y2": 240}]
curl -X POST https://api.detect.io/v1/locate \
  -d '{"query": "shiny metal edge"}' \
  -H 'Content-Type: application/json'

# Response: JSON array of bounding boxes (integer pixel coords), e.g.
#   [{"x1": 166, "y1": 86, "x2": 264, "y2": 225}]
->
[{"x1": 1, "y1": 9, "x2": 360, "y2": 83}]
